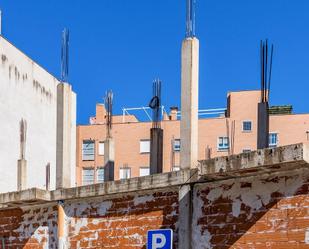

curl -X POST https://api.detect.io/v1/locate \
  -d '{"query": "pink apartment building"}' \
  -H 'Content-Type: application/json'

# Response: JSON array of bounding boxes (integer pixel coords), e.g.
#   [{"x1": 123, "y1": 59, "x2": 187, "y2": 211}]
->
[{"x1": 76, "y1": 90, "x2": 309, "y2": 186}]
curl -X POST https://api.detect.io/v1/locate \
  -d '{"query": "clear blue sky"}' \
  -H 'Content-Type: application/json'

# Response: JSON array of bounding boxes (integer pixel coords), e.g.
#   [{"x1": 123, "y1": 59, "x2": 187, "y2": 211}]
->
[{"x1": 1, "y1": 0, "x2": 309, "y2": 124}]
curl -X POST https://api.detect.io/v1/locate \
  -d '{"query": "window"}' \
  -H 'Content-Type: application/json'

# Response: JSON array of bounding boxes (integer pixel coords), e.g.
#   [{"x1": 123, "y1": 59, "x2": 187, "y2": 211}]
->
[
  {"x1": 217, "y1": 137, "x2": 229, "y2": 151},
  {"x1": 243, "y1": 121, "x2": 252, "y2": 132},
  {"x1": 97, "y1": 168, "x2": 104, "y2": 183},
  {"x1": 140, "y1": 140, "x2": 150, "y2": 153},
  {"x1": 173, "y1": 139, "x2": 181, "y2": 152},
  {"x1": 269, "y1": 133, "x2": 278, "y2": 148},
  {"x1": 98, "y1": 142, "x2": 104, "y2": 156},
  {"x1": 139, "y1": 167, "x2": 150, "y2": 177},
  {"x1": 172, "y1": 166, "x2": 180, "y2": 172},
  {"x1": 120, "y1": 167, "x2": 131, "y2": 179},
  {"x1": 82, "y1": 140, "x2": 95, "y2": 161},
  {"x1": 242, "y1": 149, "x2": 251, "y2": 153},
  {"x1": 82, "y1": 168, "x2": 94, "y2": 185}
]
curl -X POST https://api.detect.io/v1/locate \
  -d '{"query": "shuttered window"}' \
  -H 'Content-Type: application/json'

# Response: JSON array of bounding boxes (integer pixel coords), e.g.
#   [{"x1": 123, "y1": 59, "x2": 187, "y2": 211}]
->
[
  {"x1": 82, "y1": 168, "x2": 94, "y2": 185},
  {"x1": 82, "y1": 140, "x2": 95, "y2": 161}
]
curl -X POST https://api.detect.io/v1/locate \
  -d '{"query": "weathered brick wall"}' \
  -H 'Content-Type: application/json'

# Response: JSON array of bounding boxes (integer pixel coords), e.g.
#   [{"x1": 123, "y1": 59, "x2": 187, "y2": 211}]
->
[
  {"x1": 65, "y1": 189, "x2": 179, "y2": 248},
  {"x1": 1, "y1": 167, "x2": 309, "y2": 248},
  {"x1": 0, "y1": 205, "x2": 57, "y2": 249},
  {"x1": 192, "y1": 168, "x2": 309, "y2": 249}
]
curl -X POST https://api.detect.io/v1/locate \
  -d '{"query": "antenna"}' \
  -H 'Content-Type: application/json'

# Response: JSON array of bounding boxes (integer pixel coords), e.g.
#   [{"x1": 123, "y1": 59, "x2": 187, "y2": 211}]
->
[
  {"x1": 104, "y1": 90, "x2": 113, "y2": 138},
  {"x1": 61, "y1": 28, "x2": 69, "y2": 82},
  {"x1": 149, "y1": 79, "x2": 162, "y2": 128},
  {"x1": 186, "y1": 0, "x2": 196, "y2": 38}
]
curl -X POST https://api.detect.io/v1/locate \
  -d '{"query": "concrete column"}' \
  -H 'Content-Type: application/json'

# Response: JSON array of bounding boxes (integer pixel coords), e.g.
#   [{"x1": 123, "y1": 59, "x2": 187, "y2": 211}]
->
[
  {"x1": 178, "y1": 185, "x2": 192, "y2": 249},
  {"x1": 150, "y1": 128, "x2": 163, "y2": 174},
  {"x1": 104, "y1": 137, "x2": 115, "y2": 181},
  {"x1": 180, "y1": 37, "x2": 199, "y2": 169},
  {"x1": 56, "y1": 83, "x2": 76, "y2": 189},
  {"x1": 57, "y1": 201, "x2": 67, "y2": 249},
  {"x1": 17, "y1": 159, "x2": 27, "y2": 191},
  {"x1": 257, "y1": 102, "x2": 269, "y2": 149}
]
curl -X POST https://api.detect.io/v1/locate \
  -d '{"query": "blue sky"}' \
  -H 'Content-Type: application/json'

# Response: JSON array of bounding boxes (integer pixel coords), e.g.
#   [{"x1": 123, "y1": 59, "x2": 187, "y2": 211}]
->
[{"x1": 1, "y1": 0, "x2": 309, "y2": 124}]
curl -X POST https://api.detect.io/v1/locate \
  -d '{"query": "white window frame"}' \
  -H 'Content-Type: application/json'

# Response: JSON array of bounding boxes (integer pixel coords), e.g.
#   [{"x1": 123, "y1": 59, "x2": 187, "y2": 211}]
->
[
  {"x1": 82, "y1": 168, "x2": 94, "y2": 185},
  {"x1": 269, "y1": 132, "x2": 278, "y2": 148},
  {"x1": 120, "y1": 167, "x2": 131, "y2": 179},
  {"x1": 82, "y1": 140, "x2": 95, "y2": 161},
  {"x1": 140, "y1": 139, "x2": 150, "y2": 154},
  {"x1": 96, "y1": 167, "x2": 104, "y2": 183},
  {"x1": 139, "y1": 167, "x2": 150, "y2": 177},
  {"x1": 242, "y1": 120, "x2": 252, "y2": 132},
  {"x1": 217, "y1": 136, "x2": 229, "y2": 151},
  {"x1": 98, "y1": 142, "x2": 104, "y2": 156},
  {"x1": 173, "y1": 139, "x2": 181, "y2": 152}
]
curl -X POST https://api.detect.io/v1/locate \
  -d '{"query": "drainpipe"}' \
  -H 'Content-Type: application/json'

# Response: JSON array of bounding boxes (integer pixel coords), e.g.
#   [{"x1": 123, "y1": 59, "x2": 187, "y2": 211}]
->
[{"x1": 57, "y1": 200, "x2": 66, "y2": 248}]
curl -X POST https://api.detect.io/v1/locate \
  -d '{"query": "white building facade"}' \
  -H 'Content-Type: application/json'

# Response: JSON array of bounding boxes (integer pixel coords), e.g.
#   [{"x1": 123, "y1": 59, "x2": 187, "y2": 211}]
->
[{"x1": 0, "y1": 36, "x2": 76, "y2": 193}]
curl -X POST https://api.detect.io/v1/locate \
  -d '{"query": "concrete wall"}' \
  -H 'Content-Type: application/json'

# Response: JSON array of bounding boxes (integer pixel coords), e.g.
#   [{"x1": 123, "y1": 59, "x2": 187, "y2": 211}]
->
[{"x1": 0, "y1": 36, "x2": 76, "y2": 192}]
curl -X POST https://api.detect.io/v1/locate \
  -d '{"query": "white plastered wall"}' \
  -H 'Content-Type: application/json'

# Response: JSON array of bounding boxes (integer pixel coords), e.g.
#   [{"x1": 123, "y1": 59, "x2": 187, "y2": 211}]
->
[{"x1": 0, "y1": 36, "x2": 76, "y2": 192}]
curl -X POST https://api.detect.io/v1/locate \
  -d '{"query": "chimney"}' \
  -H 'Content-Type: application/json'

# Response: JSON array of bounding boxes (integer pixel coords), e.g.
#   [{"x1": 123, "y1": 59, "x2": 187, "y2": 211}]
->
[
  {"x1": 95, "y1": 103, "x2": 106, "y2": 124},
  {"x1": 169, "y1": 107, "x2": 178, "y2": 120}
]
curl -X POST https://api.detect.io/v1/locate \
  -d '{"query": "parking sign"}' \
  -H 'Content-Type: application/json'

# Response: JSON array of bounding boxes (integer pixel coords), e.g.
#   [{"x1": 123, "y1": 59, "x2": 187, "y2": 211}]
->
[{"x1": 147, "y1": 229, "x2": 173, "y2": 249}]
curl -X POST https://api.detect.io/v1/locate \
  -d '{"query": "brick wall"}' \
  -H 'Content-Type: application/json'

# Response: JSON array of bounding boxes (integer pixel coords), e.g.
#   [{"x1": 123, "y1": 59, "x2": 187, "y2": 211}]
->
[
  {"x1": 192, "y1": 168, "x2": 309, "y2": 249},
  {"x1": 65, "y1": 189, "x2": 179, "y2": 248},
  {"x1": 1, "y1": 166, "x2": 309, "y2": 248},
  {"x1": 0, "y1": 205, "x2": 57, "y2": 249}
]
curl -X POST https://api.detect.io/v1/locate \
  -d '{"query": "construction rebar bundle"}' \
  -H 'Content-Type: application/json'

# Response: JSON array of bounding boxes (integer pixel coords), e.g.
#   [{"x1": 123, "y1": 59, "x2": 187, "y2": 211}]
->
[
  {"x1": 258, "y1": 39, "x2": 274, "y2": 149},
  {"x1": 260, "y1": 39, "x2": 274, "y2": 103},
  {"x1": 186, "y1": 0, "x2": 196, "y2": 38},
  {"x1": 61, "y1": 28, "x2": 69, "y2": 83},
  {"x1": 104, "y1": 90, "x2": 113, "y2": 138},
  {"x1": 149, "y1": 79, "x2": 162, "y2": 129}
]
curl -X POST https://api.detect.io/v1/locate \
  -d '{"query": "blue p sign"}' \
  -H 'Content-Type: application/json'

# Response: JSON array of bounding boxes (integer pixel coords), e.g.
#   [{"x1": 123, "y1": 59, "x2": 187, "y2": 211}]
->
[{"x1": 147, "y1": 229, "x2": 173, "y2": 249}]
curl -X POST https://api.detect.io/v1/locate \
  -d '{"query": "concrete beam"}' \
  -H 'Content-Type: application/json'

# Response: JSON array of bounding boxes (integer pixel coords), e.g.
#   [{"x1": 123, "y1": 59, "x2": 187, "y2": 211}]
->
[
  {"x1": 199, "y1": 143, "x2": 309, "y2": 180},
  {"x1": 180, "y1": 37, "x2": 199, "y2": 170},
  {"x1": 17, "y1": 159, "x2": 27, "y2": 191},
  {"x1": 104, "y1": 137, "x2": 115, "y2": 182},
  {"x1": 150, "y1": 128, "x2": 163, "y2": 174},
  {"x1": 0, "y1": 188, "x2": 50, "y2": 206},
  {"x1": 56, "y1": 83, "x2": 76, "y2": 189},
  {"x1": 51, "y1": 169, "x2": 198, "y2": 201}
]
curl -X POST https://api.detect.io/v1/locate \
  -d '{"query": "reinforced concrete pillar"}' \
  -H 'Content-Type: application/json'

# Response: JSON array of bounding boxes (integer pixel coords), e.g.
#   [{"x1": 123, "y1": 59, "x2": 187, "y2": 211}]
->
[
  {"x1": 57, "y1": 201, "x2": 67, "y2": 249},
  {"x1": 104, "y1": 137, "x2": 115, "y2": 181},
  {"x1": 17, "y1": 159, "x2": 27, "y2": 191},
  {"x1": 257, "y1": 102, "x2": 269, "y2": 149},
  {"x1": 150, "y1": 128, "x2": 163, "y2": 174},
  {"x1": 56, "y1": 83, "x2": 76, "y2": 189},
  {"x1": 180, "y1": 37, "x2": 199, "y2": 169},
  {"x1": 178, "y1": 184, "x2": 192, "y2": 249}
]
